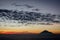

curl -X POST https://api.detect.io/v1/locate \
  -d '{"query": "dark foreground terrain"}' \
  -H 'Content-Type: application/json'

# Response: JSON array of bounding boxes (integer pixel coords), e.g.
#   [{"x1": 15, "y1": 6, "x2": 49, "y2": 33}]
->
[
  {"x1": 0, "y1": 30, "x2": 60, "y2": 40},
  {"x1": 0, "y1": 34, "x2": 60, "y2": 40}
]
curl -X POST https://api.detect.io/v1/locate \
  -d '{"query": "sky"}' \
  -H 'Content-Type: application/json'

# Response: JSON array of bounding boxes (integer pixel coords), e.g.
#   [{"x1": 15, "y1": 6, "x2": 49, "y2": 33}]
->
[
  {"x1": 0, "y1": 0, "x2": 60, "y2": 34},
  {"x1": 0, "y1": 0, "x2": 60, "y2": 14}
]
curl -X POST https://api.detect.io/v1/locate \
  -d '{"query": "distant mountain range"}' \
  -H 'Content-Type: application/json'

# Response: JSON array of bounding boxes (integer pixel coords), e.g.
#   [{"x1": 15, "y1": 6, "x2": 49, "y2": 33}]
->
[{"x1": 0, "y1": 9, "x2": 60, "y2": 23}]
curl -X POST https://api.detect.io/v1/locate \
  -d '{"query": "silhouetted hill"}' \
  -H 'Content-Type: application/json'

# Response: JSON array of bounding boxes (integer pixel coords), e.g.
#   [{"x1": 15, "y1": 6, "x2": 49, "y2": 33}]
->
[{"x1": 38, "y1": 30, "x2": 54, "y2": 38}]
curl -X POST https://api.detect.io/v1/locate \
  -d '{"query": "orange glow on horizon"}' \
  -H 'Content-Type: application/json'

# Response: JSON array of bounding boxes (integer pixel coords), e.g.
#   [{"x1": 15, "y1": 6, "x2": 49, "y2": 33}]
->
[
  {"x1": 0, "y1": 23, "x2": 60, "y2": 34},
  {"x1": 0, "y1": 30, "x2": 60, "y2": 34}
]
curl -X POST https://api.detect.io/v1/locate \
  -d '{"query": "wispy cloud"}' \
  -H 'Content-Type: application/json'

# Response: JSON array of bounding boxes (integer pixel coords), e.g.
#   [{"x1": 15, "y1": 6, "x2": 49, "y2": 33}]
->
[
  {"x1": 11, "y1": 3, "x2": 34, "y2": 8},
  {"x1": 24, "y1": 4, "x2": 33, "y2": 8}
]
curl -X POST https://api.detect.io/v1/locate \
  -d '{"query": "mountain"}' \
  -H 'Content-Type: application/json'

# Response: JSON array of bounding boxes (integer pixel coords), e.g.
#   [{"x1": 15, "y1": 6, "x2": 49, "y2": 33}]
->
[{"x1": 38, "y1": 30, "x2": 54, "y2": 38}]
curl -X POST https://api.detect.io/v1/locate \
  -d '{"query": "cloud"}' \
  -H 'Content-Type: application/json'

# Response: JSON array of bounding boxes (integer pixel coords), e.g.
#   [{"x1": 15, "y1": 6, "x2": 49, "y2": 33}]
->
[
  {"x1": 24, "y1": 4, "x2": 33, "y2": 8},
  {"x1": 32, "y1": 8, "x2": 40, "y2": 11},
  {"x1": 11, "y1": 3, "x2": 34, "y2": 8}
]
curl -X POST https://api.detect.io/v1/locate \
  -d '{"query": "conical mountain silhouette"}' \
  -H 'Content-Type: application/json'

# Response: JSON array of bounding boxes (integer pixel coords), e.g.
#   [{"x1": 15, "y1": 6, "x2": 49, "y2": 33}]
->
[{"x1": 39, "y1": 30, "x2": 54, "y2": 38}]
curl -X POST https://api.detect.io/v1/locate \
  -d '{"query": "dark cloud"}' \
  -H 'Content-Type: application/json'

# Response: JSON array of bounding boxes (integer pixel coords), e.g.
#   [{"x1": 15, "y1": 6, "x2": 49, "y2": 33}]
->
[{"x1": 32, "y1": 8, "x2": 40, "y2": 11}]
